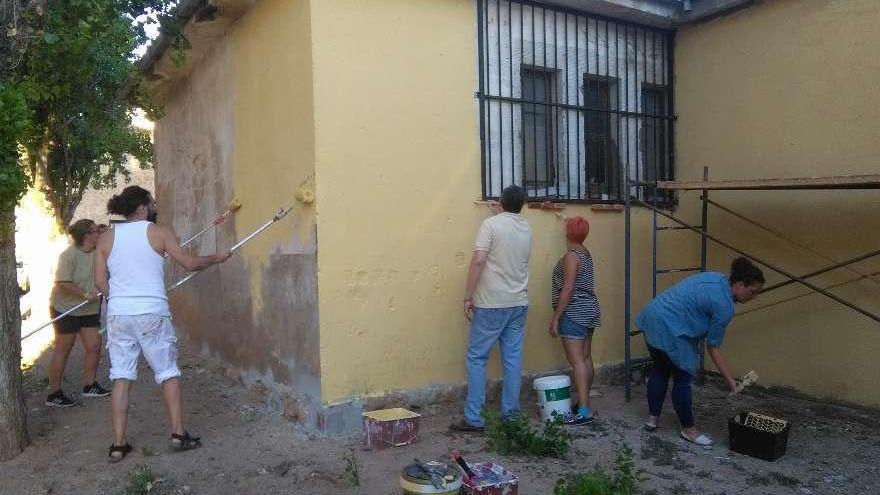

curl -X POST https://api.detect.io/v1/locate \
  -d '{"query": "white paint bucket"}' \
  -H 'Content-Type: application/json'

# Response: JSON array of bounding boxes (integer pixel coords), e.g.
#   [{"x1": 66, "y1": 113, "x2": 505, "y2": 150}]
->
[{"x1": 533, "y1": 375, "x2": 572, "y2": 422}]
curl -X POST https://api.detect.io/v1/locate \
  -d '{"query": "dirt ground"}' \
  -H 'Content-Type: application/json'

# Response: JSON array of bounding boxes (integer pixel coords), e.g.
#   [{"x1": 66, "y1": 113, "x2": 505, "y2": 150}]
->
[{"x1": 2, "y1": 332, "x2": 879, "y2": 495}]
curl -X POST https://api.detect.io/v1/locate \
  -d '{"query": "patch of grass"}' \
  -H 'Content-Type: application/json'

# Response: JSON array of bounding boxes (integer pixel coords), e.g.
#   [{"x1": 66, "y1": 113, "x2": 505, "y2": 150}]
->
[
  {"x1": 553, "y1": 445, "x2": 640, "y2": 495},
  {"x1": 640, "y1": 435, "x2": 678, "y2": 467},
  {"x1": 718, "y1": 458, "x2": 746, "y2": 472},
  {"x1": 589, "y1": 419, "x2": 610, "y2": 434},
  {"x1": 20, "y1": 364, "x2": 47, "y2": 393},
  {"x1": 747, "y1": 471, "x2": 800, "y2": 488},
  {"x1": 667, "y1": 483, "x2": 690, "y2": 495},
  {"x1": 763, "y1": 385, "x2": 814, "y2": 401},
  {"x1": 483, "y1": 410, "x2": 571, "y2": 457},
  {"x1": 571, "y1": 445, "x2": 594, "y2": 458},
  {"x1": 604, "y1": 418, "x2": 633, "y2": 430},
  {"x1": 570, "y1": 428, "x2": 602, "y2": 439},
  {"x1": 768, "y1": 471, "x2": 799, "y2": 487},
  {"x1": 125, "y1": 465, "x2": 159, "y2": 495},
  {"x1": 341, "y1": 449, "x2": 361, "y2": 487},
  {"x1": 746, "y1": 473, "x2": 772, "y2": 486},
  {"x1": 672, "y1": 457, "x2": 692, "y2": 471}
]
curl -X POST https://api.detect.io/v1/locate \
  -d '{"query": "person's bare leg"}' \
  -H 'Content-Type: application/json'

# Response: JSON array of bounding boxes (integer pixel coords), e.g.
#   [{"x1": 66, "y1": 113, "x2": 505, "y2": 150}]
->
[
  {"x1": 79, "y1": 327, "x2": 101, "y2": 386},
  {"x1": 48, "y1": 333, "x2": 77, "y2": 392},
  {"x1": 111, "y1": 380, "x2": 131, "y2": 446},
  {"x1": 562, "y1": 339, "x2": 588, "y2": 410},
  {"x1": 582, "y1": 336, "x2": 595, "y2": 410},
  {"x1": 161, "y1": 377, "x2": 184, "y2": 436}
]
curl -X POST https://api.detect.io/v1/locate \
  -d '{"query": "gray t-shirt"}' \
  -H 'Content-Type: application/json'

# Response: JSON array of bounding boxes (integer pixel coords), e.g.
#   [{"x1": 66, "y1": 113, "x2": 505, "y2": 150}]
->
[
  {"x1": 50, "y1": 245, "x2": 99, "y2": 316},
  {"x1": 473, "y1": 212, "x2": 532, "y2": 308}
]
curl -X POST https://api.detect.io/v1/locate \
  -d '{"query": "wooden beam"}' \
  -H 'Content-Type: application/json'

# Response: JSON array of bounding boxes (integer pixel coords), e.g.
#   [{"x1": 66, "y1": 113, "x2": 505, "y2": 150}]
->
[{"x1": 653, "y1": 174, "x2": 880, "y2": 191}]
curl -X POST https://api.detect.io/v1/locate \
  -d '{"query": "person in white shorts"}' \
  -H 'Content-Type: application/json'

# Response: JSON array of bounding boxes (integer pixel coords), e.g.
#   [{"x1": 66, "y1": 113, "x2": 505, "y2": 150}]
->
[{"x1": 94, "y1": 186, "x2": 231, "y2": 462}]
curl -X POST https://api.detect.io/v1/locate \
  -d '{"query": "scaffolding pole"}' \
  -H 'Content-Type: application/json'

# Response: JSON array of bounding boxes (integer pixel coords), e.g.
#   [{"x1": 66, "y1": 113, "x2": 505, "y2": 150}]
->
[
  {"x1": 698, "y1": 167, "x2": 709, "y2": 384},
  {"x1": 624, "y1": 167, "x2": 633, "y2": 401},
  {"x1": 635, "y1": 199, "x2": 880, "y2": 323},
  {"x1": 623, "y1": 172, "x2": 880, "y2": 401}
]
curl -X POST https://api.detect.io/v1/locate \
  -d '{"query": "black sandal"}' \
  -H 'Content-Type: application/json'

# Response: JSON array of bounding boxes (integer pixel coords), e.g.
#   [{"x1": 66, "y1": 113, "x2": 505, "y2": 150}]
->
[
  {"x1": 108, "y1": 443, "x2": 133, "y2": 463},
  {"x1": 170, "y1": 431, "x2": 202, "y2": 451}
]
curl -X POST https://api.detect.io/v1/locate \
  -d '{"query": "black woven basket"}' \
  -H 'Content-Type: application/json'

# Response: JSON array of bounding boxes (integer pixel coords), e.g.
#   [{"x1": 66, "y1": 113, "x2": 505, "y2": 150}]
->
[{"x1": 728, "y1": 412, "x2": 790, "y2": 461}]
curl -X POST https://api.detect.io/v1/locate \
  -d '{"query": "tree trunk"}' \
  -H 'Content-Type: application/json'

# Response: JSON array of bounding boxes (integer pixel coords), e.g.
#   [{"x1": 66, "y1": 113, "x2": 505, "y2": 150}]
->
[
  {"x1": 0, "y1": 208, "x2": 28, "y2": 460},
  {"x1": 53, "y1": 193, "x2": 81, "y2": 232}
]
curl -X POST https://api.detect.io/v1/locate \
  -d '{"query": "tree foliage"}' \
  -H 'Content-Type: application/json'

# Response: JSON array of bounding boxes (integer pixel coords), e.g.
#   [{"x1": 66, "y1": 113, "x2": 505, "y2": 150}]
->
[
  {"x1": 0, "y1": 0, "x2": 183, "y2": 461},
  {"x1": 2, "y1": 0, "x2": 184, "y2": 228}
]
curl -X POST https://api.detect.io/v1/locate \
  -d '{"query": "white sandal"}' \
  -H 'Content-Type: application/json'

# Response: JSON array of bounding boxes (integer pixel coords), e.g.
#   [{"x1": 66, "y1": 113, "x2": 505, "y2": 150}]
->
[{"x1": 680, "y1": 430, "x2": 713, "y2": 447}]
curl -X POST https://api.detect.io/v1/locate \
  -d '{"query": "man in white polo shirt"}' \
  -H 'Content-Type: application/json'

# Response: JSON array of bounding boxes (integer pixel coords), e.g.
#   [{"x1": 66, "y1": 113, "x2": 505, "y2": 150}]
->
[{"x1": 452, "y1": 185, "x2": 532, "y2": 433}]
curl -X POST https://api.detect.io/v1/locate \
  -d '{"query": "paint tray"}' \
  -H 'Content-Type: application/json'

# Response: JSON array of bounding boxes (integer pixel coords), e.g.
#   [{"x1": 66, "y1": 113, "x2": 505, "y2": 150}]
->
[
  {"x1": 461, "y1": 461, "x2": 519, "y2": 495},
  {"x1": 362, "y1": 408, "x2": 420, "y2": 450},
  {"x1": 728, "y1": 412, "x2": 790, "y2": 461}
]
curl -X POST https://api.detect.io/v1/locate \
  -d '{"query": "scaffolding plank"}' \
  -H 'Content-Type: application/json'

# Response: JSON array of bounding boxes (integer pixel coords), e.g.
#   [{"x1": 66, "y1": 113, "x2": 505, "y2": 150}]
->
[{"x1": 654, "y1": 174, "x2": 880, "y2": 191}]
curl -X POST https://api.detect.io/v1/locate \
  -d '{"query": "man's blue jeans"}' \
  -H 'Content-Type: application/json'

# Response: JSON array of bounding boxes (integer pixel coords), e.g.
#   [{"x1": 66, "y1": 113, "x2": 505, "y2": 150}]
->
[{"x1": 464, "y1": 306, "x2": 528, "y2": 427}]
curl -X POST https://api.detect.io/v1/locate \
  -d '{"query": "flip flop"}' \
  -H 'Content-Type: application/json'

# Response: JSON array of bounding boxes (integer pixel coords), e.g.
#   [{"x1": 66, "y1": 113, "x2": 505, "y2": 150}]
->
[
  {"x1": 643, "y1": 423, "x2": 659, "y2": 432},
  {"x1": 680, "y1": 430, "x2": 713, "y2": 447}
]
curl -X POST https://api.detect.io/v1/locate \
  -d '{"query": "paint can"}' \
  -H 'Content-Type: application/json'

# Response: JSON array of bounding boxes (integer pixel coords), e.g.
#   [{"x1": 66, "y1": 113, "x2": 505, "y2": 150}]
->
[
  {"x1": 362, "y1": 408, "x2": 420, "y2": 450},
  {"x1": 399, "y1": 462, "x2": 462, "y2": 495},
  {"x1": 533, "y1": 375, "x2": 571, "y2": 422},
  {"x1": 461, "y1": 461, "x2": 519, "y2": 495}
]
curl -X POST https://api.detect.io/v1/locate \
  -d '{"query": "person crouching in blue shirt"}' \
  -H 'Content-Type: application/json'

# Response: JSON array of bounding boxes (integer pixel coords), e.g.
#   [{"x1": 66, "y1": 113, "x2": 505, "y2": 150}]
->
[{"x1": 636, "y1": 257, "x2": 764, "y2": 447}]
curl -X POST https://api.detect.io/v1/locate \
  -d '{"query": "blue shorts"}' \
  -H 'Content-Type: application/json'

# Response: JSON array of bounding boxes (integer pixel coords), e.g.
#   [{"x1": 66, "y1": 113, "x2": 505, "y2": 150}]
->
[{"x1": 559, "y1": 314, "x2": 595, "y2": 340}]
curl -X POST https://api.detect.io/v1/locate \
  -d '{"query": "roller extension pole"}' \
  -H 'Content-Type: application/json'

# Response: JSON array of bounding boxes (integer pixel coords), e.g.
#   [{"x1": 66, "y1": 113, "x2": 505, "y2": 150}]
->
[
  {"x1": 172, "y1": 198, "x2": 242, "y2": 253},
  {"x1": 23, "y1": 199, "x2": 243, "y2": 341},
  {"x1": 167, "y1": 205, "x2": 294, "y2": 292}
]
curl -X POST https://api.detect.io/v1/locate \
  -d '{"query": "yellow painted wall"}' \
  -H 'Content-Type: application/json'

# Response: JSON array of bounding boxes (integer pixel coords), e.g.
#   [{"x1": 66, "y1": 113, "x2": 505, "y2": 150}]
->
[
  {"x1": 232, "y1": 0, "x2": 317, "y2": 308},
  {"x1": 309, "y1": 0, "x2": 690, "y2": 404},
  {"x1": 676, "y1": 0, "x2": 880, "y2": 406}
]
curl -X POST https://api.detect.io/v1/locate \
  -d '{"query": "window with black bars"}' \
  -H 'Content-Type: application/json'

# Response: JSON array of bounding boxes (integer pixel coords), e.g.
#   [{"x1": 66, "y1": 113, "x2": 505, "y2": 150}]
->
[{"x1": 477, "y1": 0, "x2": 675, "y2": 203}]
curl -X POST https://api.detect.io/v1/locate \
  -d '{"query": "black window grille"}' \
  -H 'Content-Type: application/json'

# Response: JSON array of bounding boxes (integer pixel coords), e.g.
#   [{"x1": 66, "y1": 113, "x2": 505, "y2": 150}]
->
[
  {"x1": 522, "y1": 66, "x2": 557, "y2": 188},
  {"x1": 477, "y1": 0, "x2": 675, "y2": 203}
]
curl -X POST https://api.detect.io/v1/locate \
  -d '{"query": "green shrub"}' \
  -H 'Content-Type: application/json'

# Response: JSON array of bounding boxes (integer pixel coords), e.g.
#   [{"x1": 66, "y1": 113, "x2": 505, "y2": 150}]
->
[
  {"x1": 483, "y1": 410, "x2": 572, "y2": 457},
  {"x1": 342, "y1": 448, "x2": 361, "y2": 487},
  {"x1": 125, "y1": 464, "x2": 157, "y2": 495},
  {"x1": 553, "y1": 446, "x2": 640, "y2": 495}
]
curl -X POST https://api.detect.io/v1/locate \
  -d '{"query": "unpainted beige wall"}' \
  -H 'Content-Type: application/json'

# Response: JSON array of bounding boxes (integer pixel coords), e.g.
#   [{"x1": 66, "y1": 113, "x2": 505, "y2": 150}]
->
[
  {"x1": 676, "y1": 0, "x2": 880, "y2": 406},
  {"x1": 155, "y1": 0, "x2": 321, "y2": 401}
]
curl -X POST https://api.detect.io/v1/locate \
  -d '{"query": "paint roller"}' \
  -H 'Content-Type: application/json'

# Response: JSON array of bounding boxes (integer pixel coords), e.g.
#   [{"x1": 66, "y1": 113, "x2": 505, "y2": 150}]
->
[
  {"x1": 167, "y1": 204, "x2": 295, "y2": 291},
  {"x1": 171, "y1": 197, "x2": 243, "y2": 255},
  {"x1": 294, "y1": 175, "x2": 315, "y2": 205}
]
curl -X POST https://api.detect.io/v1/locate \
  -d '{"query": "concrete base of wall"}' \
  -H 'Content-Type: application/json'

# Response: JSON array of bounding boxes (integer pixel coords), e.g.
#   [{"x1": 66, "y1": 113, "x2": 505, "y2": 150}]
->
[
  {"x1": 309, "y1": 361, "x2": 635, "y2": 436},
  {"x1": 209, "y1": 346, "x2": 656, "y2": 435}
]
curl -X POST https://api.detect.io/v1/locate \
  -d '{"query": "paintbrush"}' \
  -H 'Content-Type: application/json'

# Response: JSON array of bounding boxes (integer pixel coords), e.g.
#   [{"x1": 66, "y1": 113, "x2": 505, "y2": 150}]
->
[
  {"x1": 413, "y1": 458, "x2": 445, "y2": 489},
  {"x1": 730, "y1": 369, "x2": 759, "y2": 396}
]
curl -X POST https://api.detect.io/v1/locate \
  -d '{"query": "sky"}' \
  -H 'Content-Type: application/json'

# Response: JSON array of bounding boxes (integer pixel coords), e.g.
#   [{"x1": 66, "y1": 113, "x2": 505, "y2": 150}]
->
[{"x1": 133, "y1": 10, "x2": 164, "y2": 58}]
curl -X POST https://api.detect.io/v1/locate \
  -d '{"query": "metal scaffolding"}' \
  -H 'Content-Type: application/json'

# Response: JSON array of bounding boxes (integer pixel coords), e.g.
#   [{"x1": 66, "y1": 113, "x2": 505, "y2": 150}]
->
[{"x1": 623, "y1": 169, "x2": 880, "y2": 401}]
